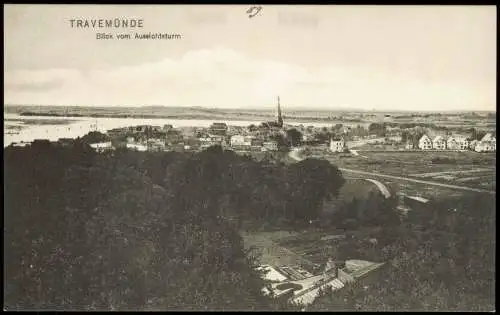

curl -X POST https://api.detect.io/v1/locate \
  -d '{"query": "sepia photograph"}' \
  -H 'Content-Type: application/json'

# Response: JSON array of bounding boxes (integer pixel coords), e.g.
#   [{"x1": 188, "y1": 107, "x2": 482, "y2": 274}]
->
[{"x1": 3, "y1": 4, "x2": 496, "y2": 311}]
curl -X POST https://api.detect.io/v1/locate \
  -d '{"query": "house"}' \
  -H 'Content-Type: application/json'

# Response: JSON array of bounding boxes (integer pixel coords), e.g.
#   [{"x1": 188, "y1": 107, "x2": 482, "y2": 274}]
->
[
  {"x1": 418, "y1": 135, "x2": 432, "y2": 150},
  {"x1": 329, "y1": 137, "x2": 345, "y2": 152},
  {"x1": 199, "y1": 135, "x2": 225, "y2": 149},
  {"x1": 126, "y1": 143, "x2": 148, "y2": 151},
  {"x1": 446, "y1": 136, "x2": 469, "y2": 150},
  {"x1": 89, "y1": 141, "x2": 114, "y2": 153},
  {"x1": 475, "y1": 133, "x2": 496, "y2": 152},
  {"x1": 432, "y1": 136, "x2": 446, "y2": 150},
  {"x1": 231, "y1": 135, "x2": 254, "y2": 151},
  {"x1": 475, "y1": 140, "x2": 496, "y2": 152},
  {"x1": 230, "y1": 135, "x2": 253, "y2": 147},
  {"x1": 11, "y1": 141, "x2": 31, "y2": 147},
  {"x1": 130, "y1": 125, "x2": 149, "y2": 133},
  {"x1": 262, "y1": 141, "x2": 279, "y2": 151},
  {"x1": 386, "y1": 134, "x2": 402, "y2": 143}
]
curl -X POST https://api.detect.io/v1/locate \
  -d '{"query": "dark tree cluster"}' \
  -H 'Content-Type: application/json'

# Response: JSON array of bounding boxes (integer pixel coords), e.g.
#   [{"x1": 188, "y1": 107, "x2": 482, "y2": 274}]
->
[
  {"x1": 4, "y1": 141, "x2": 345, "y2": 311},
  {"x1": 310, "y1": 194, "x2": 495, "y2": 312}
]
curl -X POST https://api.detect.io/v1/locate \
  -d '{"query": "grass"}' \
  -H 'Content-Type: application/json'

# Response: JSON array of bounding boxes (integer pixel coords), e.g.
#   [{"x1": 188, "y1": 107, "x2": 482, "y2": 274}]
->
[{"x1": 320, "y1": 151, "x2": 495, "y2": 196}]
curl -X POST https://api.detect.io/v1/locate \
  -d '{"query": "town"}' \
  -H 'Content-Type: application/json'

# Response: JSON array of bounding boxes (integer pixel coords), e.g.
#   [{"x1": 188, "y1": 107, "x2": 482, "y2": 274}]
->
[
  {"x1": 5, "y1": 4, "x2": 496, "y2": 312},
  {"x1": 7, "y1": 98, "x2": 496, "y2": 308},
  {"x1": 12, "y1": 97, "x2": 495, "y2": 156}
]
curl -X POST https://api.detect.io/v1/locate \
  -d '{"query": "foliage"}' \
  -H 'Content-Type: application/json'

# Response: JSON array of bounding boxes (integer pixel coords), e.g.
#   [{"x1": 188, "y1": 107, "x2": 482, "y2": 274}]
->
[
  {"x1": 269, "y1": 133, "x2": 290, "y2": 152},
  {"x1": 285, "y1": 128, "x2": 303, "y2": 147},
  {"x1": 368, "y1": 123, "x2": 387, "y2": 137},
  {"x1": 4, "y1": 139, "x2": 346, "y2": 310},
  {"x1": 81, "y1": 131, "x2": 110, "y2": 144},
  {"x1": 311, "y1": 194, "x2": 495, "y2": 311}
]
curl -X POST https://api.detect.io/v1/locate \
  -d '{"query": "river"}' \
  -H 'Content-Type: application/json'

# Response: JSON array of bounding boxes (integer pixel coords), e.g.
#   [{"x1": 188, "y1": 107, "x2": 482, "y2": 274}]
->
[{"x1": 3, "y1": 114, "x2": 339, "y2": 147}]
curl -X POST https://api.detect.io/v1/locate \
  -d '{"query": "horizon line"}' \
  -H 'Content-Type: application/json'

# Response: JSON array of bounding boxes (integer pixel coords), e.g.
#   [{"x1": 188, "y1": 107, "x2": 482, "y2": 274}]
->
[{"x1": 3, "y1": 104, "x2": 496, "y2": 114}]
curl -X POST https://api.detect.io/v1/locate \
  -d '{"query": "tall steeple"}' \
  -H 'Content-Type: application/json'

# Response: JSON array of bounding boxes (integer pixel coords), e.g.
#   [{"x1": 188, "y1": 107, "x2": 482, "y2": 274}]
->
[{"x1": 277, "y1": 96, "x2": 283, "y2": 127}]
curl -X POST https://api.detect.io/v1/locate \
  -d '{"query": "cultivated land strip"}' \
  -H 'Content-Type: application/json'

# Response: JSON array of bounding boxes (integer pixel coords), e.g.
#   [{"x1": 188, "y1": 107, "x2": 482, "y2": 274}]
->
[{"x1": 409, "y1": 168, "x2": 494, "y2": 177}]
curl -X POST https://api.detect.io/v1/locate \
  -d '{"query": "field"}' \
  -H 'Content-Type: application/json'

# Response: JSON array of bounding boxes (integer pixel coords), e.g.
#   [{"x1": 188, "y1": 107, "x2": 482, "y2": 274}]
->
[{"x1": 316, "y1": 150, "x2": 495, "y2": 199}]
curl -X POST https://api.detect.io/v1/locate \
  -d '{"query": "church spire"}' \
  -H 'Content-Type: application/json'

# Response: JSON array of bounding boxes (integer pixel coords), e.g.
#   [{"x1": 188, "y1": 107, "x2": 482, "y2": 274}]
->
[{"x1": 277, "y1": 96, "x2": 283, "y2": 127}]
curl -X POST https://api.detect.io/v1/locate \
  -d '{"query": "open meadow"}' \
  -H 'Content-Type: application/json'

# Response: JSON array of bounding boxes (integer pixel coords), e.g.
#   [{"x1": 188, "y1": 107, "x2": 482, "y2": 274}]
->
[{"x1": 322, "y1": 151, "x2": 495, "y2": 192}]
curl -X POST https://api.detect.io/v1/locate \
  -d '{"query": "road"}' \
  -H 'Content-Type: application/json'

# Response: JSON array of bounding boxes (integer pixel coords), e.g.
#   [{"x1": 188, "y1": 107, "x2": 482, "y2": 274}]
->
[{"x1": 289, "y1": 148, "x2": 495, "y2": 195}]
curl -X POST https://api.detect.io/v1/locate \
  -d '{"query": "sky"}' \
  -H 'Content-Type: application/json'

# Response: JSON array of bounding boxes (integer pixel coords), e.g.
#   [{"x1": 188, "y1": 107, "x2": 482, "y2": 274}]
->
[{"x1": 3, "y1": 5, "x2": 497, "y2": 111}]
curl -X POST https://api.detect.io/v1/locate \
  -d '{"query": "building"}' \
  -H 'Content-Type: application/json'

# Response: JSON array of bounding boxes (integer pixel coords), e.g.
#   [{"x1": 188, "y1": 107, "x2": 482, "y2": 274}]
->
[
  {"x1": 475, "y1": 140, "x2": 496, "y2": 152},
  {"x1": 199, "y1": 135, "x2": 225, "y2": 149},
  {"x1": 418, "y1": 135, "x2": 432, "y2": 150},
  {"x1": 89, "y1": 141, "x2": 114, "y2": 153},
  {"x1": 386, "y1": 134, "x2": 402, "y2": 143},
  {"x1": 446, "y1": 135, "x2": 469, "y2": 150},
  {"x1": 474, "y1": 133, "x2": 496, "y2": 152},
  {"x1": 276, "y1": 96, "x2": 283, "y2": 128},
  {"x1": 432, "y1": 136, "x2": 446, "y2": 150},
  {"x1": 262, "y1": 141, "x2": 279, "y2": 151},
  {"x1": 11, "y1": 141, "x2": 31, "y2": 147},
  {"x1": 329, "y1": 137, "x2": 345, "y2": 153},
  {"x1": 262, "y1": 96, "x2": 284, "y2": 129},
  {"x1": 230, "y1": 135, "x2": 252, "y2": 147},
  {"x1": 126, "y1": 143, "x2": 148, "y2": 151}
]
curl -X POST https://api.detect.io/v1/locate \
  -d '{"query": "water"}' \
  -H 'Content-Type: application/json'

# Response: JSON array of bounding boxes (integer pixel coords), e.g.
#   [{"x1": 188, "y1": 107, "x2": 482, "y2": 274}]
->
[{"x1": 3, "y1": 114, "x2": 339, "y2": 147}]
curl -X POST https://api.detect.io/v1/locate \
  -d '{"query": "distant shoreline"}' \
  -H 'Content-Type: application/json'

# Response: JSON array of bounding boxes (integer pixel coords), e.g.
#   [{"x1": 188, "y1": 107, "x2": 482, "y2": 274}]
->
[
  {"x1": 15, "y1": 111, "x2": 363, "y2": 124},
  {"x1": 4, "y1": 104, "x2": 496, "y2": 115}
]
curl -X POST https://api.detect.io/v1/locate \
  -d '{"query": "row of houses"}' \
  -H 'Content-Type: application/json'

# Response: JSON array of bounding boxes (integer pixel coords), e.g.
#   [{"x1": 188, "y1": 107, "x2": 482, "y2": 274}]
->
[
  {"x1": 416, "y1": 133, "x2": 496, "y2": 152},
  {"x1": 198, "y1": 134, "x2": 279, "y2": 152},
  {"x1": 229, "y1": 135, "x2": 279, "y2": 151}
]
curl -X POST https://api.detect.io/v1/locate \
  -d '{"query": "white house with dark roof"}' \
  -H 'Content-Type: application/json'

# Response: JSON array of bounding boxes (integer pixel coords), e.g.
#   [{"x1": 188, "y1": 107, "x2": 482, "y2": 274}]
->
[
  {"x1": 329, "y1": 137, "x2": 345, "y2": 152},
  {"x1": 446, "y1": 135, "x2": 469, "y2": 150},
  {"x1": 475, "y1": 133, "x2": 496, "y2": 152},
  {"x1": 418, "y1": 135, "x2": 432, "y2": 150},
  {"x1": 432, "y1": 136, "x2": 446, "y2": 150}
]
